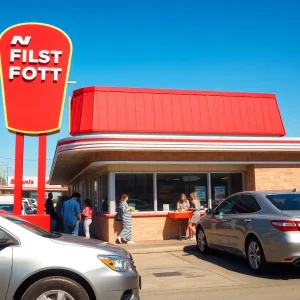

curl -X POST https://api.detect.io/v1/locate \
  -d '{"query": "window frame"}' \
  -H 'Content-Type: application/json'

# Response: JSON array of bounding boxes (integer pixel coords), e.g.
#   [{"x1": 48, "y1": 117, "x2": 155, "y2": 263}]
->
[
  {"x1": 111, "y1": 171, "x2": 245, "y2": 213},
  {"x1": 156, "y1": 172, "x2": 209, "y2": 212},
  {"x1": 98, "y1": 173, "x2": 109, "y2": 213},
  {"x1": 209, "y1": 172, "x2": 244, "y2": 204},
  {"x1": 114, "y1": 172, "x2": 155, "y2": 213}
]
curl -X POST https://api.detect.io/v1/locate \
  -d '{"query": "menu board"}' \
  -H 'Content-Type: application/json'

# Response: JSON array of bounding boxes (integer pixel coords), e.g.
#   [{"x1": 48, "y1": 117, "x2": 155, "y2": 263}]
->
[
  {"x1": 195, "y1": 186, "x2": 206, "y2": 200},
  {"x1": 214, "y1": 186, "x2": 225, "y2": 201}
]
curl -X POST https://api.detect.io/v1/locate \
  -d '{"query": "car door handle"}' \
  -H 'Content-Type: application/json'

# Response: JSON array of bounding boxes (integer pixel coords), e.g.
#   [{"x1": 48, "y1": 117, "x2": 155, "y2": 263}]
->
[
  {"x1": 244, "y1": 219, "x2": 251, "y2": 223},
  {"x1": 221, "y1": 219, "x2": 227, "y2": 222}
]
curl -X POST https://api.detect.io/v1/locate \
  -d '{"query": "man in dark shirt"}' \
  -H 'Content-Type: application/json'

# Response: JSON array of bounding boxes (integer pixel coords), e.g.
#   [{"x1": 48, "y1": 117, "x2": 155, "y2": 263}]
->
[
  {"x1": 45, "y1": 193, "x2": 54, "y2": 215},
  {"x1": 45, "y1": 193, "x2": 57, "y2": 232},
  {"x1": 62, "y1": 192, "x2": 81, "y2": 236}
]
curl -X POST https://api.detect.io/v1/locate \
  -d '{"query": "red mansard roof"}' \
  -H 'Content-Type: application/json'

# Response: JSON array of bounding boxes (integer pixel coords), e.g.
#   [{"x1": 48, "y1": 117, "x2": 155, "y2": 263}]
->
[{"x1": 70, "y1": 86, "x2": 286, "y2": 137}]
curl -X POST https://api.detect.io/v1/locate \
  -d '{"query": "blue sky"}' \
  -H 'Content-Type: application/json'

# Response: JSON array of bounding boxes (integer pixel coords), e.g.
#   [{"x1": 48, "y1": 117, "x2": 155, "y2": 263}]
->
[{"x1": 0, "y1": 0, "x2": 300, "y2": 177}]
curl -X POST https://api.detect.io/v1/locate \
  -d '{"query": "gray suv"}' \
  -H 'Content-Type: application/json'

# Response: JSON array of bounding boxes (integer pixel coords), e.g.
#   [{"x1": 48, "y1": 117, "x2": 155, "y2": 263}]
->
[
  {"x1": 0, "y1": 210, "x2": 140, "y2": 300},
  {"x1": 197, "y1": 192, "x2": 300, "y2": 273}
]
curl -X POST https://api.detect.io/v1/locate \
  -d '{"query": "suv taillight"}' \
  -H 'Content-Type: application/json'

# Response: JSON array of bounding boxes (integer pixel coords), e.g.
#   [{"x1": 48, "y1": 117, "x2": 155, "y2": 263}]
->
[{"x1": 271, "y1": 220, "x2": 300, "y2": 231}]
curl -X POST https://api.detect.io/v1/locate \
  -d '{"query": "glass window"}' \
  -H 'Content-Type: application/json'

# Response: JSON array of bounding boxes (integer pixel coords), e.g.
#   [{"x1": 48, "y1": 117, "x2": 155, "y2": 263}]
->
[
  {"x1": 91, "y1": 179, "x2": 98, "y2": 212},
  {"x1": 88, "y1": 179, "x2": 98, "y2": 212},
  {"x1": 214, "y1": 196, "x2": 235, "y2": 215},
  {"x1": 99, "y1": 174, "x2": 108, "y2": 213},
  {"x1": 266, "y1": 193, "x2": 300, "y2": 211},
  {"x1": 234, "y1": 194, "x2": 261, "y2": 214},
  {"x1": 115, "y1": 174, "x2": 154, "y2": 212},
  {"x1": 0, "y1": 204, "x2": 13, "y2": 213},
  {"x1": 78, "y1": 182, "x2": 85, "y2": 207},
  {"x1": 157, "y1": 173, "x2": 208, "y2": 211},
  {"x1": 30, "y1": 192, "x2": 37, "y2": 199},
  {"x1": 210, "y1": 173, "x2": 243, "y2": 206}
]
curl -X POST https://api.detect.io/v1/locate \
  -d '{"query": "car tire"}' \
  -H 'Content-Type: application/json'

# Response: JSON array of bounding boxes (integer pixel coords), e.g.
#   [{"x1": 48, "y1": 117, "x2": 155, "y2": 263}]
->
[
  {"x1": 197, "y1": 227, "x2": 210, "y2": 254},
  {"x1": 246, "y1": 236, "x2": 268, "y2": 274},
  {"x1": 21, "y1": 276, "x2": 90, "y2": 300}
]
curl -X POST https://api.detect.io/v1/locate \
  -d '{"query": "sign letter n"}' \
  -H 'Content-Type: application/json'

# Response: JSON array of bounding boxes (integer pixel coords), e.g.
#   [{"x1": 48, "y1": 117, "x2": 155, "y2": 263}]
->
[{"x1": 10, "y1": 36, "x2": 31, "y2": 46}]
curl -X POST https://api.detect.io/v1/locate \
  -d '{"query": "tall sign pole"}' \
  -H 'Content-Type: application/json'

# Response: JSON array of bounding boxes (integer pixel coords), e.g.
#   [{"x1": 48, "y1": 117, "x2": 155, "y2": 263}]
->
[
  {"x1": 0, "y1": 23, "x2": 72, "y2": 227},
  {"x1": 14, "y1": 133, "x2": 24, "y2": 214}
]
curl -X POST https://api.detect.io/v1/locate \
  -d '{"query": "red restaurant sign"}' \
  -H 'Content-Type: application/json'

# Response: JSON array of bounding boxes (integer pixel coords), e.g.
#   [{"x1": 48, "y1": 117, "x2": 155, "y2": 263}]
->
[
  {"x1": 0, "y1": 22, "x2": 72, "y2": 134},
  {"x1": 7, "y1": 176, "x2": 62, "y2": 188}
]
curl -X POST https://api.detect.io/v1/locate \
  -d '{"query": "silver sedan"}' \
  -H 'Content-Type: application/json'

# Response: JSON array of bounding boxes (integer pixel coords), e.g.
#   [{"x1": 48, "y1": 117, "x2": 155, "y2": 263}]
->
[
  {"x1": 0, "y1": 210, "x2": 141, "y2": 300},
  {"x1": 196, "y1": 192, "x2": 300, "y2": 273}
]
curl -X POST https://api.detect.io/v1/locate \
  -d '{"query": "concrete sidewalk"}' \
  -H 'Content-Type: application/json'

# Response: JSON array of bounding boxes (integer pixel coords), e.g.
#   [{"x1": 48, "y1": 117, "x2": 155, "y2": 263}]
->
[{"x1": 115, "y1": 239, "x2": 198, "y2": 254}]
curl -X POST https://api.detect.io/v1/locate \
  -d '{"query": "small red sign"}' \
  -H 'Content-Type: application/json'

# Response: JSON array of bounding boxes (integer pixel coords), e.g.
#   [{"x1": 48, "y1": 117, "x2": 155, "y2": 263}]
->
[{"x1": 0, "y1": 23, "x2": 72, "y2": 135}]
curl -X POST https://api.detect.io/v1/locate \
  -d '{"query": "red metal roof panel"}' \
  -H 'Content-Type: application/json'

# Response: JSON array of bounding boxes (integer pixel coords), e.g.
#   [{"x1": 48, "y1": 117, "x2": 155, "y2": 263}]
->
[{"x1": 70, "y1": 86, "x2": 286, "y2": 136}]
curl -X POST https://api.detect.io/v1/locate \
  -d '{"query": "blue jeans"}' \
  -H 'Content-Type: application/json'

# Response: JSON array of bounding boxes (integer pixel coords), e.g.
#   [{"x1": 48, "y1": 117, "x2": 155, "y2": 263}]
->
[{"x1": 64, "y1": 222, "x2": 79, "y2": 236}]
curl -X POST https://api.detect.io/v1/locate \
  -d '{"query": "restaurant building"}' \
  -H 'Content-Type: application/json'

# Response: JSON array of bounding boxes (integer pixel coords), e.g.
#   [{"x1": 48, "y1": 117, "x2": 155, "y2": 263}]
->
[{"x1": 49, "y1": 86, "x2": 300, "y2": 242}]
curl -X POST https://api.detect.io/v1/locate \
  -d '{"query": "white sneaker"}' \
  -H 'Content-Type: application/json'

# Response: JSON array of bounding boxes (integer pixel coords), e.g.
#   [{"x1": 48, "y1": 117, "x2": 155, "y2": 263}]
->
[{"x1": 127, "y1": 241, "x2": 135, "y2": 244}]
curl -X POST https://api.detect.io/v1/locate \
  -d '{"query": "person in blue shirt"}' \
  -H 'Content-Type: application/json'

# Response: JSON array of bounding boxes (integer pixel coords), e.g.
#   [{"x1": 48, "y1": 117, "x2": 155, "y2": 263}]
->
[{"x1": 62, "y1": 192, "x2": 81, "y2": 236}]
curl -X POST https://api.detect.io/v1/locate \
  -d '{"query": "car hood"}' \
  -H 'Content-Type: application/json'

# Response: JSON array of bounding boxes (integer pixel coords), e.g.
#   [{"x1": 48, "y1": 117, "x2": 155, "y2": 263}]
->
[{"x1": 51, "y1": 234, "x2": 130, "y2": 258}]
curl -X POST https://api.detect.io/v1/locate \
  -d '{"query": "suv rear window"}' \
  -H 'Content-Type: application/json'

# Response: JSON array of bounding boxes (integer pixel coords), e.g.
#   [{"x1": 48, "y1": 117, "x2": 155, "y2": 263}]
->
[{"x1": 266, "y1": 193, "x2": 300, "y2": 210}]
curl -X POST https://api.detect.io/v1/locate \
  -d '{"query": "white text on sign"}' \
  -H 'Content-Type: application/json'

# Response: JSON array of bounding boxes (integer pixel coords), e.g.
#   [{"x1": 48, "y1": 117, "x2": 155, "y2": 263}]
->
[{"x1": 8, "y1": 36, "x2": 63, "y2": 82}]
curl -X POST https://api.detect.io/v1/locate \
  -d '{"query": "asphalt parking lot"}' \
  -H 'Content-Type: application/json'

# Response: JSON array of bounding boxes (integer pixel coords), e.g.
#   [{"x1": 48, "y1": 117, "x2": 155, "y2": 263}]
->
[{"x1": 132, "y1": 244, "x2": 300, "y2": 300}]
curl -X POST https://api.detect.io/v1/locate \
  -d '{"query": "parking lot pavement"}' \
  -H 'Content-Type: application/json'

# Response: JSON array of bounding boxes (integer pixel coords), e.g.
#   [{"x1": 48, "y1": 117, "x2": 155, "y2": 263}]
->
[{"x1": 132, "y1": 245, "x2": 300, "y2": 300}]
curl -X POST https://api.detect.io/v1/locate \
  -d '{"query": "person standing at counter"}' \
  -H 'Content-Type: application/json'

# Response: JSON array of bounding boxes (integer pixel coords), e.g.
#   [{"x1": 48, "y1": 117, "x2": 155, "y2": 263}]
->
[
  {"x1": 62, "y1": 192, "x2": 81, "y2": 236},
  {"x1": 177, "y1": 193, "x2": 190, "y2": 211},
  {"x1": 82, "y1": 199, "x2": 93, "y2": 238},
  {"x1": 116, "y1": 194, "x2": 135, "y2": 244},
  {"x1": 187, "y1": 192, "x2": 201, "y2": 241}
]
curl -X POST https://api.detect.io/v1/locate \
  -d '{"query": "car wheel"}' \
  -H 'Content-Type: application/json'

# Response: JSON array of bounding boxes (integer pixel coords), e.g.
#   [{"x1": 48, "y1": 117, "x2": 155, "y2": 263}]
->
[
  {"x1": 197, "y1": 227, "x2": 210, "y2": 254},
  {"x1": 246, "y1": 236, "x2": 268, "y2": 274},
  {"x1": 21, "y1": 276, "x2": 90, "y2": 300}
]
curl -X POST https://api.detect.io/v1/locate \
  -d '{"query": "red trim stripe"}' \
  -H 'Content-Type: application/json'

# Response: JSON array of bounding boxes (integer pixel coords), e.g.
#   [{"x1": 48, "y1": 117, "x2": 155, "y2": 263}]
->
[{"x1": 58, "y1": 137, "x2": 300, "y2": 147}]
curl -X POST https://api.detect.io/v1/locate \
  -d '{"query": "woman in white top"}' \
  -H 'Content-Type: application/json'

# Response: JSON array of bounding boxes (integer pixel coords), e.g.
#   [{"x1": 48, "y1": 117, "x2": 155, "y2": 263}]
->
[
  {"x1": 187, "y1": 192, "x2": 201, "y2": 241},
  {"x1": 176, "y1": 193, "x2": 190, "y2": 211}
]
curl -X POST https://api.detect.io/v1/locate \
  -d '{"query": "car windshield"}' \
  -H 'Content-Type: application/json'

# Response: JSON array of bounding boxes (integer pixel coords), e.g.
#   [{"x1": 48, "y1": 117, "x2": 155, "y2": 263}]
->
[
  {"x1": 266, "y1": 193, "x2": 300, "y2": 211},
  {"x1": 0, "y1": 204, "x2": 13, "y2": 213},
  {"x1": 2, "y1": 215, "x2": 61, "y2": 238}
]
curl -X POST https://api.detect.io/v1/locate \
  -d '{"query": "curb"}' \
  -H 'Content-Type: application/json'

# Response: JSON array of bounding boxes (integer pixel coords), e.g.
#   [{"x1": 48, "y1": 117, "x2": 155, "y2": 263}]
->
[{"x1": 122, "y1": 244, "x2": 198, "y2": 255}]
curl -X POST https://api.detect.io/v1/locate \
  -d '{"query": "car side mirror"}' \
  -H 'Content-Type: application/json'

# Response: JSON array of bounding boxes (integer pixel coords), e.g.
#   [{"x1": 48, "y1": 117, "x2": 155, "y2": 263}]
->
[
  {"x1": 205, "y1": 208, "x2": 213, "y2": 215},
  {"x1": 0, "y1": 232, "x2": 13, "y2": 246}
]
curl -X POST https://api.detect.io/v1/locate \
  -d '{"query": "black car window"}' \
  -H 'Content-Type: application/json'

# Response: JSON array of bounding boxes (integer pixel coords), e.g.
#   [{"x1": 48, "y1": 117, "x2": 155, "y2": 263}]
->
[
  {"x1": 234, "y1": 194, "x2": 261, "y2": 214},
  {"x1": 214, "y1": 197, "x2": 235, "y2": 215},
  {"x1": 266, "y1": 194, "x2": 300, "y2": 211},
  {"x1": 0, "y1": 227, "x2": 18, "y2": 246}
]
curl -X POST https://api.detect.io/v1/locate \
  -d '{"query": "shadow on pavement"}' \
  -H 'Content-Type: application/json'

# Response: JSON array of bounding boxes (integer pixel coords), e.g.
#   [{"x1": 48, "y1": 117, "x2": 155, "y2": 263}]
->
[{"x1": 183, "y1": 245, "x2": 300, "y2": 280}]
